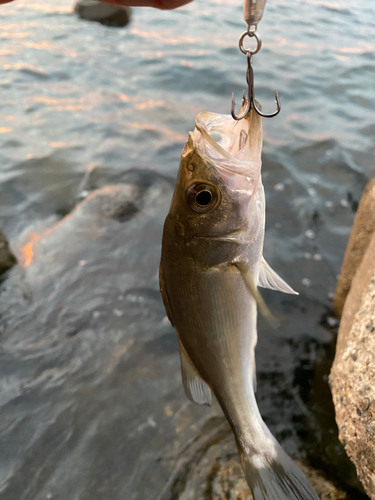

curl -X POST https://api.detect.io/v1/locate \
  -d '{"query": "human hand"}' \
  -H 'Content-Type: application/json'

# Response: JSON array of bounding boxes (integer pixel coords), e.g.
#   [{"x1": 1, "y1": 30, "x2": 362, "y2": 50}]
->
[
  {"x1": 0, "y1": 0, "x2": 193, "y2": 8},
  {"x1": 98, "y1": 0, "x2": 193, "y2": 8}
]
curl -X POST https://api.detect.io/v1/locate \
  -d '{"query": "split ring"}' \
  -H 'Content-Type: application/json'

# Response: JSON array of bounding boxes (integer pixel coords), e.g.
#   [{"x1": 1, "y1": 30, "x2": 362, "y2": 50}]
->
[{"x1": 239, "y1": 31, "x2": 262, "y2": 56}]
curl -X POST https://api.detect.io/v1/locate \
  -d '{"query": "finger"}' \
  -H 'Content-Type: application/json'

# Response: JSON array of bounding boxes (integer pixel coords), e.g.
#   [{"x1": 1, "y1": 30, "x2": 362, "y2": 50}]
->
[
  {"x1": 0, "y1": 0, "x2": 16, "y2": 4},
  {"x1": 98, "y1": 0, "x2": 193, "y2": 9}
]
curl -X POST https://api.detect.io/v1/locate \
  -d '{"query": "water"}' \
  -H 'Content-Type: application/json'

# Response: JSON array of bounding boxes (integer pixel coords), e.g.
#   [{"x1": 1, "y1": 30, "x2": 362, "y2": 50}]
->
[{"x1": 0, "y1": 1, "x2": 374, "y2": 499}]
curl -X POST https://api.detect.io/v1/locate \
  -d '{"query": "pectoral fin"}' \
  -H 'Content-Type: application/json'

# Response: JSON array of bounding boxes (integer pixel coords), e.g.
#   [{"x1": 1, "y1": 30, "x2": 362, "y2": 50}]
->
[
  {"x1": 234, "y1": 262, "x2": 279, "y2": 328},
  {"x1": 258, "y1": 257, "x2": 298, "y2": 295},
  {"x1": 179, "y1": 340, "x2": 212, "y2": 406}
]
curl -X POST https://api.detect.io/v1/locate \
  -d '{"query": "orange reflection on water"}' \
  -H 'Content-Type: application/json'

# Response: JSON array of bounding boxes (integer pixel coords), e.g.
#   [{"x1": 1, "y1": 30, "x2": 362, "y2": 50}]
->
[
  {"x1": 50, "y1": 142, "x2": 68, "y2": 148},
  {"x1": 22, "y1": 40, "x2": 77, "y2": 58},
  {"x1": 339, "y1": 42, "x2": 375, "y2": 54},
  {"x1": 130, "y1": 27, "x2": 199, "y2": 46},
  {"x1": 58, "y1": 104, "x2": 86, "y2": 111},
  {"x1": 3, "y1": 62, "x2": 44, "y2": 75},
  {"x1": 22, "y1": 41, "x2": 52, "y2": 50},
  {"x1": 18, "y1": 3, "x2": 71, "y2": 14},
  {"x1": 0, "y1": 21, "x2": 37, "y2": 30},
  {"x1": 32, "y1": 93, "x2": 110, "y2": 112},
  {"x1": 129, "y1": 121, "x2": 186, "y2": 143},
  {"x1": 180, "y1": 60, "x2": 194, "y2": 67},
  {"x1": 33, "y1": 96, "x2": 88, "y2": 112},
  {"x1": 135, "y1": 99, "x2": 165, "y2": 110},
  {"x1": 334, "y1": 54, "x2": 348, "y2": 62},
  {"x1": 33, "y1": 96, "x2": 59, "y2": 105},
  {"x1": 118, "y1": 94, "x2": 130, "y2": 103},
  {"x1": 285, "y1": 113, "x2": 301, "y2": 123},
  {"x1": 271, "y1": 35, "x2": 289, "y2": 48},
  {"x1": 21, "y1": 233, "x2": 41, "y2": 268},
  {"x1": 0, "y1": 127, "x2": 12, "y2": 133},
  {"x1": 2, "y1": 32, "x2": 29, "y2": 39},
  {"x1": 293, "y1": 41, "x2": 308, "y2": 49},
  {"x1": 0, "y1": 49, "x2": 16, "y2": 55}
]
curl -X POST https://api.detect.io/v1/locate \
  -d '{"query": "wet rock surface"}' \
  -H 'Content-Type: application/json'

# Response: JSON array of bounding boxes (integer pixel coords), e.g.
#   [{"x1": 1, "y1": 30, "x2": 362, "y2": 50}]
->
[
  {"x1": 330, "y1": 233, "x2": 375, "y2": 499},
  {"x1": 0, "y1": 169, "x2": 366, "y2": 500},
  {"x1": 333, "y1": 178, "x2": 375, "y2": 318},
  {"x1": 297, "y1": 462, "x2": 349, "y2": 500},
  {"x1": 74, "y1": 0, "x2": 131, "y2": 27},
  {"x1": 0, "y1": 229, "x2": 16, "y2": 278}
]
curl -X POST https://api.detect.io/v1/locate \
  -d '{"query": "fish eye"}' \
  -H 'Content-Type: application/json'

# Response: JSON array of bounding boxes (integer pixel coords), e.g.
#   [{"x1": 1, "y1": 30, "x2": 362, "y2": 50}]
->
[{"x1": 186, "y1": 183, "x2": 220, "y2": 213}]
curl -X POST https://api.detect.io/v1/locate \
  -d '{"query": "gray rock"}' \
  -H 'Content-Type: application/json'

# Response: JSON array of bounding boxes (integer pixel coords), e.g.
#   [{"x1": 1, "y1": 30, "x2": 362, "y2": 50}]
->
[
  {"x1": 79, "y1": 164, "x2": 174, "y2": 197},
  {"x1": 333, "y1": 178, "x2": 375, "y2": 318},
  {"x1": 297, "y1": 462, "x2": 350, "y2": 500},
  {"x1": 330, "y1": 232, "x2": 375, "y2": 499},
  {"x1": 74, "y1": 0, "x2": 131, "y2": 27},
  {"x1": 0, "y1": 229, "x2": 16, "y2": 277}
]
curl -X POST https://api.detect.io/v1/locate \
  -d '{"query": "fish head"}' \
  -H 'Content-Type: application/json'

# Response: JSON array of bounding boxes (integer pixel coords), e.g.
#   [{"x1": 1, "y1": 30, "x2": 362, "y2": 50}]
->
[{"x1": 166, "y1": 106, "x2": 265, "y2": 266}]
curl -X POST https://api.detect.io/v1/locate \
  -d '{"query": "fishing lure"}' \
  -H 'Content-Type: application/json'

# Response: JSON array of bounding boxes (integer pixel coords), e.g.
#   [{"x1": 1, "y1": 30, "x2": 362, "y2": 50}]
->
[{"x1": 231, "y1": 0, "x2": 280, "y2": 120}]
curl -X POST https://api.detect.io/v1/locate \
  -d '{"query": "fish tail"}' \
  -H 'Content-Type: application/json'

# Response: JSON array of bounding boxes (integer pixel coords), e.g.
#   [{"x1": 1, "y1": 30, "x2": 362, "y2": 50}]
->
[{"x1": 237, "y1": 440, "x2": 319, "y2": 500}]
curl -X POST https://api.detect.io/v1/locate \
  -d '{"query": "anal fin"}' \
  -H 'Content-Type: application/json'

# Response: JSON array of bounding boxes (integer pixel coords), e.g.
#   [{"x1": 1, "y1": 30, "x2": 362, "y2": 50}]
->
[{"x1": 179, "y1": 340, "x2": 212, "y2": 406}]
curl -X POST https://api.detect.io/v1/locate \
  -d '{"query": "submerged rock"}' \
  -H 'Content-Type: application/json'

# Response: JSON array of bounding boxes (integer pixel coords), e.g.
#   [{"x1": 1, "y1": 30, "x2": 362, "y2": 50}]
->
[
  {"x1": 174, "y1": 428, "x2": 350, "y2": 500},
  {"x1": 330, "y1": 232, "x2": 375, "y2": 499},
  {"x1": 333, "y1": 178, "x2": 375, "y2": 317},
  {"x1": 74, "y1": 0, "x2": 131, "y2": 27},
  {"x1": 0, "y1": 229, "x2": 16, "y2": 277},
  {"x1": 297, "y1": 462, "x2": 349, "y2": 500}
]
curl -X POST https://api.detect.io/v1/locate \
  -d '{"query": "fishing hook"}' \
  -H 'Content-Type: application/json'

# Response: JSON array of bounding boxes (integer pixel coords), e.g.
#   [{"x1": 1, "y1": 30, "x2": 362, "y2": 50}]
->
[{"x1": 231, "y1": 30, "x2": 280, "y2": 120}]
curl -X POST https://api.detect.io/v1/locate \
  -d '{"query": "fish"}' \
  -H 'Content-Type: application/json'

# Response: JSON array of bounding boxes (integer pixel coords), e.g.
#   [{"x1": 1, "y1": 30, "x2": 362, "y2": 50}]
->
[{"x1": 159, "y1": 105, "x2": 319, "y2": 500}]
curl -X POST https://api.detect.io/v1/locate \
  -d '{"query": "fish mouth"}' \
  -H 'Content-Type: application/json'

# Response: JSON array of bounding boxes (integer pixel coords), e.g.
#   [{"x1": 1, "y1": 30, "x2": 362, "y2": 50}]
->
[
  {"x1": 191, "y1": 221, "x2": 251, "y2": 243},
  {"x1": 194, "y1": 107, "x2": 263, "y2": 180}
]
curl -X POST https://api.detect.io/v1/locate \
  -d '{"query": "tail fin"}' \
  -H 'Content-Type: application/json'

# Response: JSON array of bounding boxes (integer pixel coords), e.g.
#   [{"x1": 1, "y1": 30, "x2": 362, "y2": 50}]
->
[{"x1": 237, "y1": 442, "x2": 319, "y2": 500}]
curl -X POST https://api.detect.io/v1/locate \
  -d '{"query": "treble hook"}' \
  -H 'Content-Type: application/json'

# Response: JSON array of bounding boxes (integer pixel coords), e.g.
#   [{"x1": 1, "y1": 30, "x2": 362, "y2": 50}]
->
[{"x1": 231, "y1": 31, "x2": 280, "y2": 120}]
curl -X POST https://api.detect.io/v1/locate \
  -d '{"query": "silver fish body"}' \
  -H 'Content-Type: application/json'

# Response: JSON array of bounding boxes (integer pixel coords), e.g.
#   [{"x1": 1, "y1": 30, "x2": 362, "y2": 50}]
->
[
  {"x1": 160, "y1": 107, "x2": 318, "y2": 500},
  {"x1": 244, "y1": 0, "x2": 267, "y2": 29}
]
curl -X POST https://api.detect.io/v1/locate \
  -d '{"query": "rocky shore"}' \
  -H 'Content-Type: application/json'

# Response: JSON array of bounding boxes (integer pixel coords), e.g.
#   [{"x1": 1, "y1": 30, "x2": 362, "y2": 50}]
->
[{"x1": 331, "y1": 179, "x2": 375, "y2": 499}]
